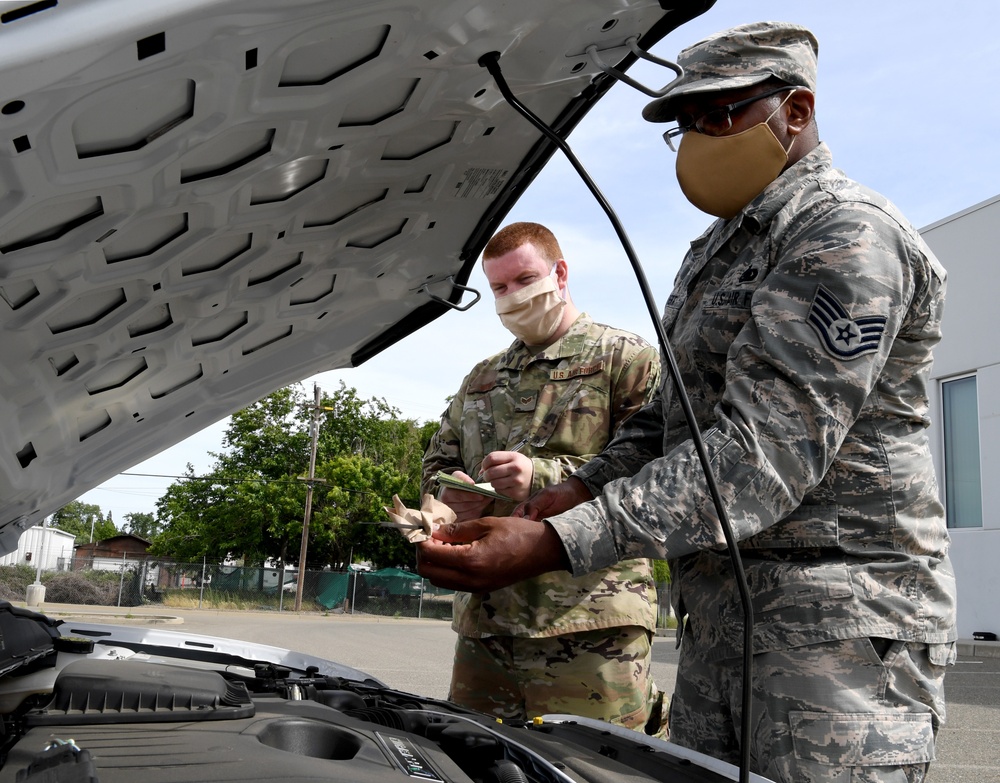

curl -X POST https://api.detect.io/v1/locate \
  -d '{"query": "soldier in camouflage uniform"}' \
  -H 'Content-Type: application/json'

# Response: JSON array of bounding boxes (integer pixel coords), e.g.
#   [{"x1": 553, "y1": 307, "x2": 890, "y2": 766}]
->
[
  {"x1": 421, "y1": 221, "x2": 663, "y2": 730},
  {"x1": 417, "y1": 23, "x2": 957, "y2": 783}
]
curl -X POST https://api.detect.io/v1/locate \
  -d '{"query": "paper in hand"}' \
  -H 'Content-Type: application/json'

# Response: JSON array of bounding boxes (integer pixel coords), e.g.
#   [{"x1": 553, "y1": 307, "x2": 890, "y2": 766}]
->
[
  {"x1": 382, "y1": 493, "x2": 456, "y2": 543},
  {"x1": 433, "y1": 470, "x2": 511, "y2": 501}
]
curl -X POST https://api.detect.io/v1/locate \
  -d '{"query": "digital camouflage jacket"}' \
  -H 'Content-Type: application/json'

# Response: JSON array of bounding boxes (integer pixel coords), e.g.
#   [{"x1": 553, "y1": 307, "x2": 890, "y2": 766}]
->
[
  {"x1": 557, "y1": 144, "x2": 957, "y2": 661},
  {"x1": 422, "y1": 314, "x2": 661, "y2": 638}
]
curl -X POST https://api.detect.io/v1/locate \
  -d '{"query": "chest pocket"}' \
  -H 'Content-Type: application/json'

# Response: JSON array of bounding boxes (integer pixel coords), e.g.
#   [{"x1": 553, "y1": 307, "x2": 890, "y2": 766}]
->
[
  {"x1": 532, "y1": 362, "x2": 611, "y2": 456},
  {"x1": 677, "y1": 239, "x2": 768, "y2": 357},
  {"x1": 694, "y1": 274, "x2": 761, "y2": 356},
  {"x1": 467, "y1": 374, "x2": 545, "y2": 455}
]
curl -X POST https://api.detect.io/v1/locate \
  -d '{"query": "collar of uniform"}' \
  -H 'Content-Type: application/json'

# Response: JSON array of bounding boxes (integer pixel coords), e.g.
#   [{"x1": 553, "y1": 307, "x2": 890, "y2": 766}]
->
[
  {"x1": 697, "y1": 144, "x2": 831, "y2": 261},
  {"x1": 742, "y1": 142, "x2": 833, "y2": 230},
  {"x1": 497, "y1": 312, "x2": 593, "y2": 370}
]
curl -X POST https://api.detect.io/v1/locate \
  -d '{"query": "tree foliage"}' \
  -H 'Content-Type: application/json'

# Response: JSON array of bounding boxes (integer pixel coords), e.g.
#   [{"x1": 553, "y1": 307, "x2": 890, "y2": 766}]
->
[
  {"x1": 50, "y1": 502, "x2": 118, "y2": 545},
  {"x1": 150, "y1": 382, "x2": 435, "y2": 570},
  {"x1": 123, "y1": 512, "x2": 159, "y2": 541}
]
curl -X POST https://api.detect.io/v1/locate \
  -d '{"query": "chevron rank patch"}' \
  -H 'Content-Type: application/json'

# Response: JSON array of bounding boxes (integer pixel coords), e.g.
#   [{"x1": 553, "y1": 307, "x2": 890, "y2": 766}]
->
[{"x1": 807, "y1": 285, "x2": 887, "y2": 359}]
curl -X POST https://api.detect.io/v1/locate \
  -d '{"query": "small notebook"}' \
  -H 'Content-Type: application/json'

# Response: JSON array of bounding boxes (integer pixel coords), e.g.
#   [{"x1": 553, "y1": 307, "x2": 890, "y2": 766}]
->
[{"x1": 433, "y1": 470, "x2": 511, "y2": 501}]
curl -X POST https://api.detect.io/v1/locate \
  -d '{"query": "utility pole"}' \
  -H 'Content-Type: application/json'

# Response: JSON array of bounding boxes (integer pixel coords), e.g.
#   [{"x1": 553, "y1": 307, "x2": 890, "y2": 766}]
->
[{"x1": 294, "y1": 383, "x2": 323, "y2": 611}]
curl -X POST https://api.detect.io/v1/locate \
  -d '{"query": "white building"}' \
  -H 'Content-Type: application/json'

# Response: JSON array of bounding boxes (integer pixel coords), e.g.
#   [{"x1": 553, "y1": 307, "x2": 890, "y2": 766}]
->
[
  {"x1": 0, "y1": 526, "x2": 75, "y2": 571},
  {"x1": 922, "y1": 194, "x2": 1000, "y2": 640}
]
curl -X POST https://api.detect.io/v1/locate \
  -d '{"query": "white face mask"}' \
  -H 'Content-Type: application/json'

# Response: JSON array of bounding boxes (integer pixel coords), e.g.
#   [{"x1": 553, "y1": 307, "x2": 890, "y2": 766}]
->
[
  {"x1": 675, "y1": 92, "x2": 796, "y2": 219},
  {"x1": 494, "y1": 272, "x2": 566, "y2": 345}
]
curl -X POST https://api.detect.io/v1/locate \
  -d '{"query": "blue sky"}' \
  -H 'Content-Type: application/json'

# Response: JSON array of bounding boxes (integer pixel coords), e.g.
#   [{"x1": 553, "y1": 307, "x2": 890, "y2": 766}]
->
[{"x1": 82, "y1": 1, "x2": 1000, "y2": 522}]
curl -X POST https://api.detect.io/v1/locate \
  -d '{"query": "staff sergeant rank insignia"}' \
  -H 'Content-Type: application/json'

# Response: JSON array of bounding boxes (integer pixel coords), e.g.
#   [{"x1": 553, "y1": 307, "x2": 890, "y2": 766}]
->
[{"x1": 807, "y1": 285, "x2": 887, "y2": 360}]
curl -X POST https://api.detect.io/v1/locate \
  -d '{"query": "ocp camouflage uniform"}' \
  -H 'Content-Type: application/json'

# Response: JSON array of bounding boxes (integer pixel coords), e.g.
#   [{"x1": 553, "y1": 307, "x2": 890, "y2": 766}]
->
[
  {"x1": 549, "y1": 144, "x2": 957, "y2": 781},
  {"x1": 422, "y1": 313, "x2": 661, "y2": 728}
]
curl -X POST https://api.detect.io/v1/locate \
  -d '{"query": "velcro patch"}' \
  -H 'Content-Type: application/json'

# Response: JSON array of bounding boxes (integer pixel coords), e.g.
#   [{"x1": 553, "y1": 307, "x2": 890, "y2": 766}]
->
[
  {"x1": 549, "y1": 361, "x2": 604, "y2": 381},
  {"x1": 807, "y1": 285, "x2": 887, "y2": 360}
]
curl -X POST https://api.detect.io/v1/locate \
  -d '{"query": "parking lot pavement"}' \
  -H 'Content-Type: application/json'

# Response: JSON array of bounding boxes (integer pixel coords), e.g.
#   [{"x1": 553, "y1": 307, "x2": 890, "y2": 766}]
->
[
  {"x1": 929, "y1": 645, "x2": 1000, "y2": 783},
  {"x1": 34, "y1": 604, "x2": 1000, "y2": 782}
]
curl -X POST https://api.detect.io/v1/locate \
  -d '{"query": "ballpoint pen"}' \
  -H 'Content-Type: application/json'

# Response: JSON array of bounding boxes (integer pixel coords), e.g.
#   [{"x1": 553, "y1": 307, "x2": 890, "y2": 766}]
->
[{"x1": 475, "y1": 437, "x2": 529, "y2": 482}]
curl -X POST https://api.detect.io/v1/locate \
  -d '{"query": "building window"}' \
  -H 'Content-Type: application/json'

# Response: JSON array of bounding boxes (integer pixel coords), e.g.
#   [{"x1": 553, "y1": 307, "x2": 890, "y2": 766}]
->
[{"x1": 941, "y1": 375, "x2": 983, "y2": 528}]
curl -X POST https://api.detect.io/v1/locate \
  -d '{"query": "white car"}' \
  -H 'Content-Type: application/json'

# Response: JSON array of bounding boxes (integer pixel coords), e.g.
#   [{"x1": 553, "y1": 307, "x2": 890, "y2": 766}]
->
[
  {"x1": 0, "y1": 2, "x2": 772, "y2": 781},
  {"x1": 0, "y1": 600, "x2": 771, "y2": 783}
]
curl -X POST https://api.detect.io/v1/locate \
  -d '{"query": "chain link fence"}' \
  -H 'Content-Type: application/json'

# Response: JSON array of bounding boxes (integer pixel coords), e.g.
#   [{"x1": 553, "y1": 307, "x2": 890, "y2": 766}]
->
[
  {"x1": 0, "y1": 560, "x2": 456, "y2": 619},
  {"x1": 0, "y1": 560, "x2": 673, "y2": 627}
]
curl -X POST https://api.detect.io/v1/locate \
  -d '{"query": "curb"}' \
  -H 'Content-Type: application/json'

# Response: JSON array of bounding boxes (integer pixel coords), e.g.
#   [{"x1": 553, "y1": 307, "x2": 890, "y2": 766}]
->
[
  {"x1": 45, "y1": 611, "x2": 184, "y2": 625},
  {"x1": 957, "y1": 639, "x2": 1000, "y2": 658},
  {"x1": 15, "y1": 602, "x2": 183, "y2": 625}
]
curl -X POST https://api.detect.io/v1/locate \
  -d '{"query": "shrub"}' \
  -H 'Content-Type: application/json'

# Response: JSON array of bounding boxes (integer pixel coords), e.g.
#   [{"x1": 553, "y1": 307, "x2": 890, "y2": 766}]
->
[
  {"x1": 42, "y1": 572, "x2": 119, "y2": 605},
  {"x1": 0, "y1": 564, "x2": 38, "y2": 602}
]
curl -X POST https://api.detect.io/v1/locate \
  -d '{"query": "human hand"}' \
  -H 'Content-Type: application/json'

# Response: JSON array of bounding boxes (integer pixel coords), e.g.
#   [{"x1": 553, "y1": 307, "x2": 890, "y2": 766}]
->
[
  {"x1": 415, "y1": 516, "x2": 570, "y2": 592},
  {"x1": 479, "y1": 450, "x2": 534, "y2": 501},
  {"x1": 437, "y1": 471, "x2": 493, "y2": 522},
  {"x1": 514, "y1": 475, "x2": 593, "y2": 520}
]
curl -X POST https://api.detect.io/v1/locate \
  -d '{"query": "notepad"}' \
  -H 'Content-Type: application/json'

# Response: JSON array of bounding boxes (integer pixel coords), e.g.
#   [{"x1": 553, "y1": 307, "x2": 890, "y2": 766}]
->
[{"x1": 433, "y1": 470, "x2": 511, "y2": 501}]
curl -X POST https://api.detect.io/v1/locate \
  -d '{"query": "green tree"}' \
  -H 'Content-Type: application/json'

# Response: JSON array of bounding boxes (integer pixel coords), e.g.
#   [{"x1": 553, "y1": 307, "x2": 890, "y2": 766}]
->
[
  {"x1": 652, "y1": 560, "x2": 671, "y2": 584},
  {"x1": 51, "y1": 501, "x2": 118, "y2": 545},
  {"x1": 123, "y1": 512, "x2": 160, "y2": 541},
  {"x1": 151, "y1": 383, "x2": 431, "y2": 569}
]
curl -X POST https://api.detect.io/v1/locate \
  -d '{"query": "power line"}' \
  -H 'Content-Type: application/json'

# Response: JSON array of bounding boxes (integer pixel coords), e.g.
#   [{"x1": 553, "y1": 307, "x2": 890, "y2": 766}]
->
[
  {"x1": 115, "y1": 471, "x2": 375, "y2": 495},
  {"x1": 120, "y1": 471, "x2": 298, "y2": 484}
]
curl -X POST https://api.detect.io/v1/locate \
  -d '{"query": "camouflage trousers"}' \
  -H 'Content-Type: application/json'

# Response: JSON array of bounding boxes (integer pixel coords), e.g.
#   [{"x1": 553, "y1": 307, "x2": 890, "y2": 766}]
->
[
  {"x1": 449, "y1": 626, "x2": 657, "y2": 730},
  {"x1": 669, "y1": 634, "x2": 953, "y2": 782}
]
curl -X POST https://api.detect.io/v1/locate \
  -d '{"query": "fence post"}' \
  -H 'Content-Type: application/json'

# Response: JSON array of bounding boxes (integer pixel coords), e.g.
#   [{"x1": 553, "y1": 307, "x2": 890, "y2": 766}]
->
[
  {"x1": 117, "y1": 551, "x2": 126, "y2": 607},
  {"x1": 278, "y1": 566, "x2": 285, "y2": 612},
  {"x1": 418, "y1": 578, "x2": 424, "y2": 619},
  {"x1": 350, "y1": 570, "x2": 357, "y2": 615},
  {"x1": 198, "y1": 555, "x2": 206, "y2": 609}
]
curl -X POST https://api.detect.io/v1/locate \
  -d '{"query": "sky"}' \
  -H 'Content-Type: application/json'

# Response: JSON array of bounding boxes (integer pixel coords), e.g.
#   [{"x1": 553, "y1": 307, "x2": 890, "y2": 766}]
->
[{"x1": 80, "y1": 0, "x2": 1000, "y2": 523}]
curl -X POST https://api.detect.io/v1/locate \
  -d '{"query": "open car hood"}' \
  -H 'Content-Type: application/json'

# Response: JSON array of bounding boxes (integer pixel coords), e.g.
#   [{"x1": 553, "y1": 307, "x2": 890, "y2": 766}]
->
[
  {"x1": 0, "y1": 0, "x2": 712, "y2": 550},
  {"x1": 0, "y1": 602, "x2": 772, "y2": 782}
]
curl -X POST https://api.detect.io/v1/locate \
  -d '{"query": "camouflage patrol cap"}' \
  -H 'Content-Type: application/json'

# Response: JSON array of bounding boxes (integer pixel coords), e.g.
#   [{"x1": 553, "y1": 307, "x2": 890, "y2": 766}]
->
[{"x1": 642, "y1": 21, "x2": 819, "y2": 123}]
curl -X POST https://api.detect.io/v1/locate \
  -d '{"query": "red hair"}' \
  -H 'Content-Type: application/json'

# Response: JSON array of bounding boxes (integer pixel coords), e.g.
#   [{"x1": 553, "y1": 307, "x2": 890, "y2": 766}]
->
[{"x1": 483, "y1": 222, "x2": 563, "y2": 264}]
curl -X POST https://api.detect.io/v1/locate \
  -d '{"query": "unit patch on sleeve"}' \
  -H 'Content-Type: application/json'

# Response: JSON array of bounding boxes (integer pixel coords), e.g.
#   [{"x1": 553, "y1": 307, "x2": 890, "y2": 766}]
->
[{"x1": 807, "y1": 285, "x2": 887, "y2": 360}]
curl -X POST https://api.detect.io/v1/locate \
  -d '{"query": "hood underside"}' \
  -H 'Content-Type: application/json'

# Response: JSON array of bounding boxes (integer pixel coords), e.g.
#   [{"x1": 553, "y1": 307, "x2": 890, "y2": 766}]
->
[{"x1": 0, "y1": 0, "x2": 711, "y2": 549}]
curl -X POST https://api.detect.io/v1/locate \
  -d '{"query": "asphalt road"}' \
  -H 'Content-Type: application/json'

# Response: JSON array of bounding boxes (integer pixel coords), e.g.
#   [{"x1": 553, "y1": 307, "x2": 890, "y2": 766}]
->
[{"x1": 42, "y1": 604, "x2": 999, "y2": 782}]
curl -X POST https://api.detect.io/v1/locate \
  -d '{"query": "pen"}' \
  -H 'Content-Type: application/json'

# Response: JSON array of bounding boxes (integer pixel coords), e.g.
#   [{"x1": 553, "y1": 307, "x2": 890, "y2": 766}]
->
[{"x1": 476, "y1": 437, "x2": 530, "y2": 482}]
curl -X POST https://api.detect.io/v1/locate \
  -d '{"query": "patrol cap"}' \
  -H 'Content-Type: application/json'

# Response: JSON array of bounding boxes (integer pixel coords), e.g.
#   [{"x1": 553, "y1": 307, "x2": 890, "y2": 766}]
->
[{"x1": 642, "y1": 21, "x2": 819, "y2": 123}]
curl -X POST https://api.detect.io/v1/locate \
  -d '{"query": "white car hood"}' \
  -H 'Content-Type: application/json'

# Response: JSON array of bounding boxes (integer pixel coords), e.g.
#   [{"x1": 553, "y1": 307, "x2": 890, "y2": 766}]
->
[{"x1": 0, "y1": 0, "x2": 711, "y2": 550}]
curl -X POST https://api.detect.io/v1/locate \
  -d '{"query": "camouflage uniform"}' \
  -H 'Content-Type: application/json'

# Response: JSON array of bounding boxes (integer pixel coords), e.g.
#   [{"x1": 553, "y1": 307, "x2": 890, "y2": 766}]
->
[
  {"x1": 422, "y1": 313, "x2": 661, "y2": 727},
  {"x1": 549, "y1": 144, "x2": 957, "y2": 779}
]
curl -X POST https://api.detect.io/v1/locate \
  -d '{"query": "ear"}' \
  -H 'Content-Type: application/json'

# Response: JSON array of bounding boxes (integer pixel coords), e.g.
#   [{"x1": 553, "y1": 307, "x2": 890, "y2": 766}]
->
[
  {"x1": 784, "y1": 89, "x2": 815, "y2": 135},
  {"x1": 552, "y1": 258, "x2": 569, "y2": 288}
]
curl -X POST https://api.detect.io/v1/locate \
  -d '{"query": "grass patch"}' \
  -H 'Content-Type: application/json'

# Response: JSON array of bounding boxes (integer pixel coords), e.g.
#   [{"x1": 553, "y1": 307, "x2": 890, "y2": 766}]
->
[{"x1": 160, "y1": 589, "x2": 323, "y2": 612}]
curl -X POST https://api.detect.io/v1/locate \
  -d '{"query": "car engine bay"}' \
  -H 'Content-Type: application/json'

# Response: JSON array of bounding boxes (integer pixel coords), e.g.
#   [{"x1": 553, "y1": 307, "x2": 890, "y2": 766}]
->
[{"x1": 0, "y1": 603, "x2": 744, "y2": 783}]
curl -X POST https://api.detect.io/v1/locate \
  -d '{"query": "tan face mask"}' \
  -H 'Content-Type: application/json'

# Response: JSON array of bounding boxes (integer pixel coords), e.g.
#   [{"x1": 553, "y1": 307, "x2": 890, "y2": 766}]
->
[
  {"x1": 495, "y1": 273, "x2": 566, "y2": 346},
  {"x1": 675, "y1": 94, "x2": 796, "y2": 219}
]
